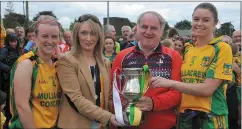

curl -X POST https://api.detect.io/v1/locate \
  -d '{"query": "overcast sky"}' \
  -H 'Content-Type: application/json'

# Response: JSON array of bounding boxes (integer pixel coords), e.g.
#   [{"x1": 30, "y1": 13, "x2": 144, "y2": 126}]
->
[{"x1": 1, "y1": 1, "x2": 241, "y2": 30}]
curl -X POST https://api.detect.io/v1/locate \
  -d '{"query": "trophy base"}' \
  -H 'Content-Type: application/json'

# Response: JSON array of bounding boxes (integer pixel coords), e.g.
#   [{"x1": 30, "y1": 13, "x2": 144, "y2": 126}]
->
[{"x1": 123, "y1": 105, "x2": 146, "y2": 126}]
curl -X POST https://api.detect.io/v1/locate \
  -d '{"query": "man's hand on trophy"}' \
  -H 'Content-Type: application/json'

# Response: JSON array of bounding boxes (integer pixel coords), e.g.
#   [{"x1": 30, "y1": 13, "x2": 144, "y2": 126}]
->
[
  {"x1": 109, "y1": 114, "x2": 123, "y2": 127},
  {"x1": 149, "y1": 76, "x2": 173, "y2": 88},
  {"x1": 135, "y1": 96, "x2": 153, "y2": 111}
]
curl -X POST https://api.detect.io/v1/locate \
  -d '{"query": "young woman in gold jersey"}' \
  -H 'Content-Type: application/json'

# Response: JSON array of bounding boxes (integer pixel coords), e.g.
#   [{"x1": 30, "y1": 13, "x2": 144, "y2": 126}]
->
[
  {"x1": 9, "y1": 16, "x2": 62, "y2": 128},
  {"x1": 150, "y1": 3, "x2": 233, "y2": 129}
]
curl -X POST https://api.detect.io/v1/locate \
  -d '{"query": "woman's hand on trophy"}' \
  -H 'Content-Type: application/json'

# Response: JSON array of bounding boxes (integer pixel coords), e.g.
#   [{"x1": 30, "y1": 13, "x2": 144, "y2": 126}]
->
[
  {"x1": 109, "y1": 114, "x2": 123, "y2": 127},
  {"x1": 136, "y1": 96, "x2": 153, "y2": 111},
  {"x1": 149, "y1": 76, "x2": 173, "y2": 88}
]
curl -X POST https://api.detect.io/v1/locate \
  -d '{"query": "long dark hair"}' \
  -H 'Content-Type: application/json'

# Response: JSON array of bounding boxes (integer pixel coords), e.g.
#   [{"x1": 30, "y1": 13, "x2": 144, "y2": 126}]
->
[{"x1": 4, "y1": 34, "x2": 20, "y2": 53}]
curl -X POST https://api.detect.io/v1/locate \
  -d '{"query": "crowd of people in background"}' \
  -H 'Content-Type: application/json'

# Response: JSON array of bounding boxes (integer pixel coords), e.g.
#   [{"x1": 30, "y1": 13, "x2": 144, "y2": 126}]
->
[{"x1": 0, "y1": 2, "x2": 241, "y2": 129}]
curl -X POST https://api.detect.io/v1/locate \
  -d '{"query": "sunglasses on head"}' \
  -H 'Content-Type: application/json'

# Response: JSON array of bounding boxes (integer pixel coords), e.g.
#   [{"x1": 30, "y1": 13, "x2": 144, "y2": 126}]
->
[
  {"x1": 78, "y1": 14, "x2": 101, "y2": 27},
  {"x1": 9, "y1": 34, "x2": 17, "y2": 37}
]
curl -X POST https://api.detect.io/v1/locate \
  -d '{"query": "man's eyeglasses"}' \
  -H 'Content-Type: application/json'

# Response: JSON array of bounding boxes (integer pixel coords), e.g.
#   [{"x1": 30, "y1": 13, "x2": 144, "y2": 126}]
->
[{"x1": 78, "y1": 14, "x2": 101, "y2": 27}]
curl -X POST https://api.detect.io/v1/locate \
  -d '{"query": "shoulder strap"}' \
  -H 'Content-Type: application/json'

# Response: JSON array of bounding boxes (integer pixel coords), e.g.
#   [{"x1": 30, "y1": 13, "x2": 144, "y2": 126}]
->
[
  {"x1": 182, "y1": 42, "x2": 194, "y2": 60},
  {"x1": 29, "y1": 54, "x2": 39, "y2": 92},
  {"x1": 22, "y1": 48, "x2": 40, "y2": 95},
  {"x1": 209, "y1": 42, "x2": 220, "y2": 63}
]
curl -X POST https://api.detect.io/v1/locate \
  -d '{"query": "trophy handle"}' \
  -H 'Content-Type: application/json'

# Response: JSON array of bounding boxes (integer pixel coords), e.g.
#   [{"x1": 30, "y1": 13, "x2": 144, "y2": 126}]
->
[
  {"x1": 140, "y1": 65, "x2": 150, "y2": 95},
  {"x1": 113, "y1": 68, "x2": 126, "y2": 98}
]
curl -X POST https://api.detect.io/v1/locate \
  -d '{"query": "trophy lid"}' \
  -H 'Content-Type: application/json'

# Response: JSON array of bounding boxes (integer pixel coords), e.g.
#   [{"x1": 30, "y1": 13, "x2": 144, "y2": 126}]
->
[{"x1": 122, "y1": 68, "x2": 143, "y2": 75}]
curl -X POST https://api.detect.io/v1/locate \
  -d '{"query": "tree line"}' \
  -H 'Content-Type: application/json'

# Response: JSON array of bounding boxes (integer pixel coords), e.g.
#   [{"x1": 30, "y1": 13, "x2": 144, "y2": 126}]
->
[
  {"x1": 2, "y1": 2, "x2": 65, "y2": 34},
  {"x1": 2, "y1": 2, "x2": 236, "y2": 37}
]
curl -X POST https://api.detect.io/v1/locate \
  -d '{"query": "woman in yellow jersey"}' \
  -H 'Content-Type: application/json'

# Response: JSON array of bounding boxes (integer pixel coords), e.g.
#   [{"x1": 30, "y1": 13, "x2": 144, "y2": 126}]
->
[
  {"x1": 149, "y1": 3, "x2": 232, "y2": 129},
  {"x1": 103, "y1": 36, "x2": 117, "y2": 64},
  {"x1": 56, "y1": 14, "x2": 122, "y2": 128},
  {"x1": 9, "y1": 16, "x2": 62, "y2": 128}
]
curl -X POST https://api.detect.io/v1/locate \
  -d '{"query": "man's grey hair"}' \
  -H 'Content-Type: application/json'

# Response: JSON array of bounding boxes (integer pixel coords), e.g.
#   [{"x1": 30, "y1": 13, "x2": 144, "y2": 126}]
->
[
  {"x1": 121, "y1": 25, "x2": 131, "y2": 32},
  {"x1": 15, "y1": 26, "x2": 24, "y2": 30},
  {"x1": 103, "y1": 24, "x2": 114, "y2": 33},
  {"x1": 137, "y1": 11, "x2": 166, "y2": 32}
]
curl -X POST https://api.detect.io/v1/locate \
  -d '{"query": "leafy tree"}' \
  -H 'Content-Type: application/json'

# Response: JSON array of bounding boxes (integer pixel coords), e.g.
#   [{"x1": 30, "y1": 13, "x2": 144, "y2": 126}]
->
[
  {"x1": 217, "y1": 22, "x2": 235, "y2": 37},
  {"x1": 161, "y1": 22, "x2": 171, "y2": 40},
  {"x1": 3, "y1": 12, "x2": 26, "y2": 28},
  {"x1": 69, "y1": 18, "x2": 77, "y2": 31},
  {"x1": 3, "y1": 2, "x2": 32, "y2": 29},
  {"x1": 130, "y1": 22, "x2": 136, "y2": 29},
  {"x1": 25, "y1": 20, "x2": 35, "y2": 29},
  {"x1": 214, "y1": 27, "x2": 221, "y2": 37},
  {"x1": 33, "y1": 11, "x2": 57, "y2": 21},
  {"x1": 164, "y1": 22, "x2": 170, "y2": 31},
  {"x1": 5, "y1": 2, "x2": 14, "y2": 15},
  {"x1": 174, "y1": 20, "x2": 191, "y2": 30}
]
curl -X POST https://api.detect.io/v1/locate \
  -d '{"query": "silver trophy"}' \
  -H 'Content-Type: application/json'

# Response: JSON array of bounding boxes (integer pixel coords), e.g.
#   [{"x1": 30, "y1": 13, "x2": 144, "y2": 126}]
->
[{"x1": 119, "y1": 66, "x2": 149, "y2": 124}]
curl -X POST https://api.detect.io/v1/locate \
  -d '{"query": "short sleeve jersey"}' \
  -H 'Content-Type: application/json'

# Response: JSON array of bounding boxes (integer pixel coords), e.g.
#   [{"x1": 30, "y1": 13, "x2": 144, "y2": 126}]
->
[
  {"x1": 180, "y1": 37, "x2": 233, "y2": 116},
  {"x1": 9, "y1": 49, "x2": 61, "y2": 128}
]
